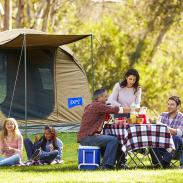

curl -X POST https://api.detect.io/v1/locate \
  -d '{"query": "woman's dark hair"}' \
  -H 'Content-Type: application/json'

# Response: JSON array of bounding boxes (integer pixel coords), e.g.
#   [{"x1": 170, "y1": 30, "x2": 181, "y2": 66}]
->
[
  {"x1": 40, "y1": 126, "x2": 58, "y2": 151},
  {"x1": 168, "y1": 96, "x2": 181, "y2": 106},
  {"x1": 120, "y1": 68, "x2": 140, "y2": 94}
]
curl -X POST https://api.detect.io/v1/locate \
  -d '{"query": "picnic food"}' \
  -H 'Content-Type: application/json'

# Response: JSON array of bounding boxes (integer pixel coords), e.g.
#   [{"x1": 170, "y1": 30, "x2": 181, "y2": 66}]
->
[{"x1": 136, "y1": 118, "x2": 143, "y2": 124}]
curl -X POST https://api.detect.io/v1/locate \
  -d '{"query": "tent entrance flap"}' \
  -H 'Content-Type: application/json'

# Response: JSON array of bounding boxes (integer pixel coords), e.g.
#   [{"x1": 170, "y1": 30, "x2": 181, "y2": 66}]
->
[{"x1": 0, "y1": 48, "x2": 55, "y2": 119}]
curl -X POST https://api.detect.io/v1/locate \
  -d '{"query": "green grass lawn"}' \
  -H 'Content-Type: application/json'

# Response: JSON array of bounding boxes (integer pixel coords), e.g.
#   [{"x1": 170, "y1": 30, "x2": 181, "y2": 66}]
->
[{"x1": 0, "y1": 132, "x2": 183, "y2": 183}]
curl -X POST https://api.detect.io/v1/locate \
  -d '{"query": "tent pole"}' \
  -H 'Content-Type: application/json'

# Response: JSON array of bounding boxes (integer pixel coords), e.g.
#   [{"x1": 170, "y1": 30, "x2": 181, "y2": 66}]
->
[
  {"x1": 90, "y1": 34, "x2": 94, "y2": 95},
  {"x1": 24, "y1": 33, "x2": 27, "y2": 137}
]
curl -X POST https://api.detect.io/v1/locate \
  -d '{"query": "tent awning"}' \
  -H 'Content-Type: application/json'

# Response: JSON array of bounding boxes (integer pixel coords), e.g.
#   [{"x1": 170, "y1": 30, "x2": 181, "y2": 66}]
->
[{"x1": 0, "y1": 29, "x2": 91, "y2": 48}]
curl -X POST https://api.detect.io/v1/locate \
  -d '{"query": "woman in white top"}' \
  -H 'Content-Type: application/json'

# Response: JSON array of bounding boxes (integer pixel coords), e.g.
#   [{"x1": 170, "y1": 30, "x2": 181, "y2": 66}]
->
[{"x1": 111, "y1": 68, "x2": 141, "y2": 109}]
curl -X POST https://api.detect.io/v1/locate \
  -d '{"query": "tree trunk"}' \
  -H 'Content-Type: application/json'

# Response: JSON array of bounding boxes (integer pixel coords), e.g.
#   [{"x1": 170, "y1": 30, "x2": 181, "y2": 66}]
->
[
  {"x1": 16, "y1": 0, "x2": 24, "y2": 28},
  {"x1": 4, "y1": 0, "x2": 12, "y2": 30},
  {"x1": 0, "y1": 2, "x2": 4, "y2": 30},
  {"x1": 32, "y1": 0, "x2": 45, "y2": 29},
  {"x1": 26, "y1": 0, "x2": 31, "y2": 27},
  {"x1": 42, "y1": 0, "x2": 51, "y2": 31}
]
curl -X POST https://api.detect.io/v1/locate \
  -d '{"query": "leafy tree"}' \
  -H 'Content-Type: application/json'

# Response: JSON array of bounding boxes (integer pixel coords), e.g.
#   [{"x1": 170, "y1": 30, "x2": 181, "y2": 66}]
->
[{"x1": 0, "y1": 0, "x2": 182, "y2": 113}]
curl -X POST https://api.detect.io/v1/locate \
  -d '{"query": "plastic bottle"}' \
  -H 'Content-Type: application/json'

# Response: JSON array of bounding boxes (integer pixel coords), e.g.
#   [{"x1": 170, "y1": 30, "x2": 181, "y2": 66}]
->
[{"x1": 130, "y1": 103, "x2": 137, "y2": 124}]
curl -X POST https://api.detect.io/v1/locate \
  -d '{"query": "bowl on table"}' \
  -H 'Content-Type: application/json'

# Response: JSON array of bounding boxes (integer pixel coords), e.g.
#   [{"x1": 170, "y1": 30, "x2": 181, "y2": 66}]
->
[{"x1": 136, "y1": 117, "x2": 144, "y2": 124}]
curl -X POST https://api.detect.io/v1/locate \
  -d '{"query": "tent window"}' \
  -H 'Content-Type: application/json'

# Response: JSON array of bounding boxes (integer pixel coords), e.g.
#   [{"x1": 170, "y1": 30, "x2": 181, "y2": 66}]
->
[
  {"x1": 39, "y1": 68, "x2": 53, "y2": 90},
  {"x1": 0, "y1": 53, "x2": 7, "y2": 103}
]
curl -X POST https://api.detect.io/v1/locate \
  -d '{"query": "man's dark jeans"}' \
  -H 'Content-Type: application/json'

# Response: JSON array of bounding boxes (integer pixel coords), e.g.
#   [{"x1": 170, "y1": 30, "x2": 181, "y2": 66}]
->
[{"x1": 150, "y1": 135, "x2": 183, "y2": 165}]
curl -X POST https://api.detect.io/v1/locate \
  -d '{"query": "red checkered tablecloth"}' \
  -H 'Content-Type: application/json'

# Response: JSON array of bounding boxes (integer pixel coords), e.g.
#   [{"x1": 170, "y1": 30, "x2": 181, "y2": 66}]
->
[{"x1": 103, "y1": 123, "x2": 175, "y2": 152}]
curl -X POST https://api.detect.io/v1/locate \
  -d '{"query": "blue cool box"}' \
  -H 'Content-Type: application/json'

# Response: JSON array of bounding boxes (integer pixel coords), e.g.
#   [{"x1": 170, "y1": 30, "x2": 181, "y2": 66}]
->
[{"x1": 78, "y1": 145, "x2": 100, "y2": 170}]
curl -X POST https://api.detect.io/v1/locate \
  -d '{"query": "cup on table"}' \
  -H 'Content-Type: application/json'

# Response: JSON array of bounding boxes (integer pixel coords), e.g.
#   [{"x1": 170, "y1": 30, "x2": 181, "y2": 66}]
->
[{"x1": 138, "y1": 114, "x2": 146, "y2": 124}]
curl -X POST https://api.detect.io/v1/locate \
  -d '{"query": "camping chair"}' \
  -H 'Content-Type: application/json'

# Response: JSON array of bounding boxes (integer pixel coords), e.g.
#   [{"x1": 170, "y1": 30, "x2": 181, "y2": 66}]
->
[
  {"x1": 127, "y1": 148, "x2": 153, "y2": 169},
  {"x1": 170, "y1": 147, "x2": 183, "y2": 168},
  {"x1": 115, "y1": 143, "x2": 153, "y2": 169}
]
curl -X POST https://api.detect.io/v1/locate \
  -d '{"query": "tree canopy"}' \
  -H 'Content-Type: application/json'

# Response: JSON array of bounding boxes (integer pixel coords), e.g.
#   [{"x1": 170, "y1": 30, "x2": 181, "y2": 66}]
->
[{"x1": 0, "y1": 0, "x2": 182, "y2": 114}]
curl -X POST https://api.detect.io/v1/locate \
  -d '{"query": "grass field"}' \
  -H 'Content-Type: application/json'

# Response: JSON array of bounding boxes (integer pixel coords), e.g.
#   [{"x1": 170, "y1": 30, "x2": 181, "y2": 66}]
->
[{"x1": 0, "y1": 132, "x2": 183, "y2": 183}]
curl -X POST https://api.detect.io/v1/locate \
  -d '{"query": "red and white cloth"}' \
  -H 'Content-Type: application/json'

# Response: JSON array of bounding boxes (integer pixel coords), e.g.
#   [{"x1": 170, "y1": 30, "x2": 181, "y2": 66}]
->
[{"x1": 103, "y1": 124, "x2": 175, "y2": 152}]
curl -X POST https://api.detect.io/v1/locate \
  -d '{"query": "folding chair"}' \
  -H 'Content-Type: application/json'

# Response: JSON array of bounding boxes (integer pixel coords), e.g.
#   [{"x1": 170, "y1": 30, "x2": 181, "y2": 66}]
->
[
  {"x1": 170, "y1": 147, "x2": 183, "y2": 168},
  {"x1": 127, "y1": 148, "x2": 153, "y2": 169},
  {"x1": 116, "y1": 151, "x2": 127, "y2": 169}
]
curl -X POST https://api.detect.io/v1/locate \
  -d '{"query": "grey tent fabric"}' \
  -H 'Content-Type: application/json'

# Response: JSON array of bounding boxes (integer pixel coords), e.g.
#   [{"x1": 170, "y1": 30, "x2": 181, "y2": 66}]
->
[{"x1": 0, "y1": 29, "x2": 91, "y2": 126}]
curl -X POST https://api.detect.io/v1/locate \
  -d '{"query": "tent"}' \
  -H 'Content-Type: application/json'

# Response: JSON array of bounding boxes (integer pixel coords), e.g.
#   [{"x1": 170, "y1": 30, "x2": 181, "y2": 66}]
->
[{"x1": 0, "y1": 29, "x2": 92, "y2": 130}]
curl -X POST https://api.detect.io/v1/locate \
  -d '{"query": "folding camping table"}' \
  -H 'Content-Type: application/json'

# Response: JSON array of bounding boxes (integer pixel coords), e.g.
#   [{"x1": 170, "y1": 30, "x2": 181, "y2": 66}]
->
[{"x1": 103, "y1": 123, "x2": 175, "y2": 169}]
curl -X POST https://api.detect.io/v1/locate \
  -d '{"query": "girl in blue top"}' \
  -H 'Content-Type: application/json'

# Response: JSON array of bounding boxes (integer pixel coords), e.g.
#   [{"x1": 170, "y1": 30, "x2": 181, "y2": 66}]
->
[{"x1": 24, "y1": 126, "x2": 63, "y2": 164}]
